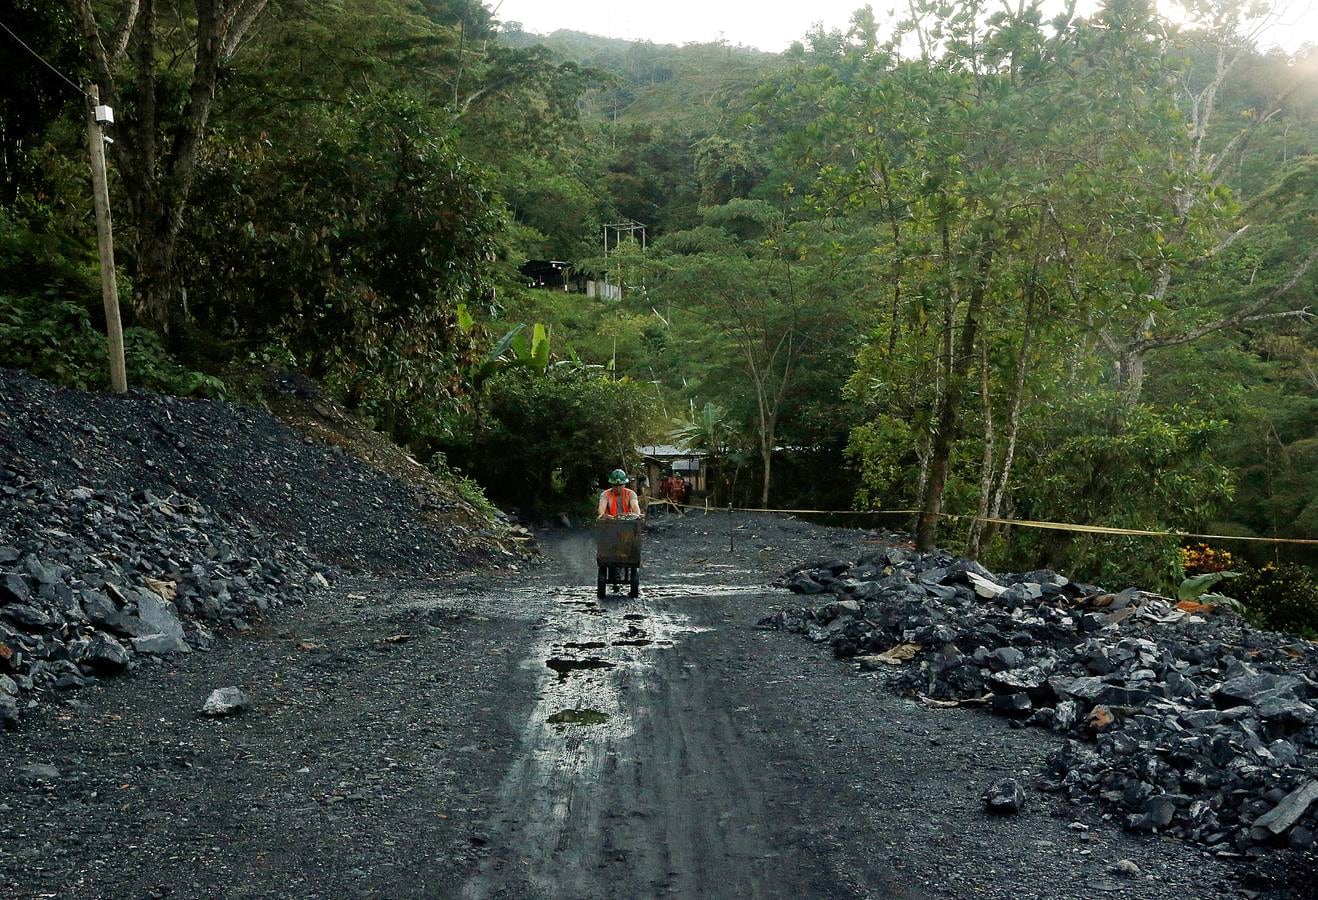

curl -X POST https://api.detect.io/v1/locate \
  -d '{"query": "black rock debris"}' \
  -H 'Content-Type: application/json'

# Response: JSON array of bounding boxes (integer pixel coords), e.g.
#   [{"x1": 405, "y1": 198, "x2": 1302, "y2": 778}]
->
[
  {"x1": 0, "y1": 369, "x2": 517, "y2": 730},
  {"x1": 760, "y1": 539, "x2": 1318, "y2": 859}
]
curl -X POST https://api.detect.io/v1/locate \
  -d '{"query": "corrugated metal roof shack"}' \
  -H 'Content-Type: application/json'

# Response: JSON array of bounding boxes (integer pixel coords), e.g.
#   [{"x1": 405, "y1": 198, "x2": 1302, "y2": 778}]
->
[
  {"x1": 519, "y1": 260, "x2": 620, "y2": 300},
  {"x1": 639, "y1": 445, "x2": 707, "y2": 497}
]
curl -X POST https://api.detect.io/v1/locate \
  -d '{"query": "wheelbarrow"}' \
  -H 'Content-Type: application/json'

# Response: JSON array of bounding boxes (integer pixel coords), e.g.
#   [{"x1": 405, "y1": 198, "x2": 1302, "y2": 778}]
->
[{"x1": 596, "y1": 518, "x2": 642, "y2": 598}]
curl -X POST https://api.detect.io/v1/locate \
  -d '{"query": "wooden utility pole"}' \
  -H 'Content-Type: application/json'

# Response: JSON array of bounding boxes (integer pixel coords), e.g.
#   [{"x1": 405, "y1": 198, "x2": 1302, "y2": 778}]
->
[{"x1": 85, "y1": 84, "x2": 127, "y2": 394}]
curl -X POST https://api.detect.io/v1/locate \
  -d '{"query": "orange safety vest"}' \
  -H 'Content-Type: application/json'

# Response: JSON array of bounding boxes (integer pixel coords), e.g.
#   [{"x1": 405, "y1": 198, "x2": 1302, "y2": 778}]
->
[{"x1": 606, "y1": 487, "x2": 631, "y2": 517}]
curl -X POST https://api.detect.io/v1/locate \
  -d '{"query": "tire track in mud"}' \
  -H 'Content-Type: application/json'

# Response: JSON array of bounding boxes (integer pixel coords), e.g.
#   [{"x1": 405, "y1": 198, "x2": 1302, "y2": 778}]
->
[{"x1": 462, "y1": 579, "x2": 830, "y2": 899}]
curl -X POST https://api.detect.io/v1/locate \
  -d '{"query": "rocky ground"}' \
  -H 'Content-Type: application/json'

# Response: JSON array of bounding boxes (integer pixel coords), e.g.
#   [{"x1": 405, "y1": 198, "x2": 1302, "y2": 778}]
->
[
  {"x1": 0, "y1": 369, "x2": 512, "y2": 575},
  {"x1": 0, "y1": 369, "x2": 523, "y2": 728},
  {"x1": 759, "y1": 532, "x2": 1318, "y2": 876},
  {"x1": 3, "y1": 510, "x2": 1310, "y2": 899}
]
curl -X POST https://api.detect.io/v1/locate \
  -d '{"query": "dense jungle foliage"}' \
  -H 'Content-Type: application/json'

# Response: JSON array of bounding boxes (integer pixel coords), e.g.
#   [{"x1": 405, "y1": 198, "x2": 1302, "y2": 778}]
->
[{"x1": 0, "y1": 0, "x2": 1314, "y2": 592}]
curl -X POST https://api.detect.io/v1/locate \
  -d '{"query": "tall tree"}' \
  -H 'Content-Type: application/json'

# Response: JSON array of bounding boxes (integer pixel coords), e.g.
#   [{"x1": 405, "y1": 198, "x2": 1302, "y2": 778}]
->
[
  {"x1": 1099, "y1": 0, "x2": 1318, "y2": 407},
  {"x1": 0, "y1": 3, "x2": 81, "y2": 206},
  {"x1": 68, "y1": 0, "x2": 272, "y2": 339},
  {"x1": 760, "y1": 0, "x2": 1262, "y2": 551},
  {"x1": 648, "y1": 200, "x2": 853, "y2": 506}
]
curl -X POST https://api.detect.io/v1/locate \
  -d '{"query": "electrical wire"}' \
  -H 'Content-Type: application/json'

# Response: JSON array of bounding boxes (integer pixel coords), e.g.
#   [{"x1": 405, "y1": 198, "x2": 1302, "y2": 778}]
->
[{"x1": 0, "y1": 17, "x2": 88, "y2": 98}]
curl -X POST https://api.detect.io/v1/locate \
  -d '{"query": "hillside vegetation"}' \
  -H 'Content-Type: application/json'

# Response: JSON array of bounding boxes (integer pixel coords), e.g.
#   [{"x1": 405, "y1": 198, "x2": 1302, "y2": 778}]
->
[{"x1": 0, "y1": 0, "x2": 1315, "y2": 592}]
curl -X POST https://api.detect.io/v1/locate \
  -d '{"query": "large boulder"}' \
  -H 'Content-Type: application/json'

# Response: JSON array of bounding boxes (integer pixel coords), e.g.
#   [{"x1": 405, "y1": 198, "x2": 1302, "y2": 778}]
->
[
  {"x1": 982, "y1": 778, "x2": 1025, "y2": 814},
  {"x1": 201, "y1": 686, "x2": 252, "y2": 716},
  {"x1": 0, "y1": 573, "x2": 31, "y2": 605},
  {"x1": 131, "y1": 632, "x2": 190, "y2": 655},
  {"x1": 79, "y1": 633, "x2": 131, "y2": 672},
  {"x1": 1214, "y1": 673, "x2": 1306, "y2": 707},
  {"x1": 134, "y1": 590, "x2": 187, "y2": 642},
  {"x1": 0, "y1": 603, "x2": 53, "y2": 630},
  {"x1": 0, "y1": 694, "x2": 18, "y2": 730}
]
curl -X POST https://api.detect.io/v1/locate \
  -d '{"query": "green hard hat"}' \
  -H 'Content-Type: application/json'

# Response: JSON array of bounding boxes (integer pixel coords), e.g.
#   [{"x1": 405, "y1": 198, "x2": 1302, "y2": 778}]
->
[{"x1": 609, "y1": 468, "x2": 629, "y2": 485}]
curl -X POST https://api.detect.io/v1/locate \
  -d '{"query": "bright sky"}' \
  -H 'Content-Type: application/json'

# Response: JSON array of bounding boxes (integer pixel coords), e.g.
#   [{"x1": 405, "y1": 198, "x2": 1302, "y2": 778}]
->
[{"x1": 489, "y1": 1, "x2": 1317, "y2": 54}]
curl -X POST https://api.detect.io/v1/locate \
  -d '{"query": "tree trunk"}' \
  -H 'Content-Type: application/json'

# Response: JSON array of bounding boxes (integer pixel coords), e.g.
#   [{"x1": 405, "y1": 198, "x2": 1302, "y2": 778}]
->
[
  {"x1": 69, "y1": 0, "x2": 270, "y2": 342},
  {"x1": 747, "y1": 334, "x2": 792, "y2": 509},
  {"x1": 966, "y1": 340, "x2": 994, "y2": 559},
  {"x1": 129, "y1": 194, "x2": 185, "y2": 339},
  {"x1": 916, "y1": 401, "x2": 957, "y2": 551},
  {"x1": 1116, "y1": 346, "x2": 1145, "y2": 409},
  {"x1": 912, "y1": 435, "x2": 930, "y2": 528},
  {"x1": 758, "y1": 415, "x2": 776, "y2": 507},
  {"x1": 916, "y1": 245, "x2": 990, "y2": 552},
  {"x1": 878, "y1": 160, "x2": 904, "y2": 358},
  {"x1": 983, "y1": 274, "x2": 1038, "y2": 547}
]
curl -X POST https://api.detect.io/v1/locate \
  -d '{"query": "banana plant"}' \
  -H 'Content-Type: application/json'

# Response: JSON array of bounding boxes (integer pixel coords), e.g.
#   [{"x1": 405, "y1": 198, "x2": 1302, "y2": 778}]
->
[
  {"x1": 469, "y1": 323, "x2": 527, "y2": 391},
  {"x1": 510, "y1": 322, "x2": 551, "y2": 371},
  {"x1": 1177, "y1": 571, "x2": 1241, "y2": 602},
  {"x1": 550, "y1": 344, "x2": 606, "y2": 375},
  {"x1": 456, "y1": 302, "x2": 475, "y2": 334},
  {"x1": 457, "y1": 303, "x2": 553, "y2": 393},
  {"x1": 1178, "y1": 570, "x2": 1247, "y2": 614},
  {"x1": 464, "y1": 319, "x2": 550, "y2": 438}
]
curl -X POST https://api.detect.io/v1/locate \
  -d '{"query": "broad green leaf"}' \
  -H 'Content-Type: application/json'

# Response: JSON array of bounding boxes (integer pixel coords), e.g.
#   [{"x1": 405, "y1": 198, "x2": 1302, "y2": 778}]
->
[{"x1": 1178, "y1": 571, "x2": 1241, "y2": 602}]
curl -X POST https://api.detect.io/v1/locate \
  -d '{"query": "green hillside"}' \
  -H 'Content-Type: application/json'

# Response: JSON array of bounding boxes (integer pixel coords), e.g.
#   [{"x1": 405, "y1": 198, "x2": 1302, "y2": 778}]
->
[{"x1": 500, "y1": 27, "x2": 784, "y2": 128}]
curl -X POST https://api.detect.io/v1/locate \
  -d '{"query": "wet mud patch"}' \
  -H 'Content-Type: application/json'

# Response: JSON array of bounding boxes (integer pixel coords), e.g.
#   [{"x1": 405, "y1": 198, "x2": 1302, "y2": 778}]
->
[
  {"x1": 613, "y1": 623, "x2": 651, "y2": 647},
  {"x1": 562, "y1": 641, "x2": 608, "y2": 650},
  {"x1": 546, "y1": 708, "x2": 610, "y2": 727},
  {"x1": 634, "y1": 583, "x2": 773, "y2": 602}
]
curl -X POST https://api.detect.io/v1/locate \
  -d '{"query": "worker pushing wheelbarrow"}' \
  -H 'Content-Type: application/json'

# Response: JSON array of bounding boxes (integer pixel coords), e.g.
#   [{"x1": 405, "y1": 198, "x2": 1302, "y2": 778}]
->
[{"x1": 596, "y1": 468, "x2": 643, "y2": 598}]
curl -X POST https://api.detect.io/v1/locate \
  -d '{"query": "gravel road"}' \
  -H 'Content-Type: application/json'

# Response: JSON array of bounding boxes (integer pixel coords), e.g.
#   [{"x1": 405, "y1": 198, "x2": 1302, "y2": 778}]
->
[{"x1": 0, "y1": 513, "x2": 1273, "y2": 899}]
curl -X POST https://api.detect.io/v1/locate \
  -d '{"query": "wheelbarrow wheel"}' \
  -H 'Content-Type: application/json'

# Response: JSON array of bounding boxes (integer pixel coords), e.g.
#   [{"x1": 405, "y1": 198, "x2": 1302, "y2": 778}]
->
[
  {"x1": 629, "y1": 567, "x2": 640, "y2": 599},
  {"x1": 597, "y1": 565, "x2": 606, "y2": 599}
]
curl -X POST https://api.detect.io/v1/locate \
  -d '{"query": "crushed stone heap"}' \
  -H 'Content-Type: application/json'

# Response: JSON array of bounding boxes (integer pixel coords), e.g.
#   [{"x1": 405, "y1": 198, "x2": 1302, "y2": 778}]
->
[
  {"x1": 0, "y1": 474, "x2": 325, "y2": 728},
  {"x1": 759, "y1": 541, "x2": 1318, "y2": 860},
  {"x1": 0, "y1": 369, "x2": 508, "y2": 730}
]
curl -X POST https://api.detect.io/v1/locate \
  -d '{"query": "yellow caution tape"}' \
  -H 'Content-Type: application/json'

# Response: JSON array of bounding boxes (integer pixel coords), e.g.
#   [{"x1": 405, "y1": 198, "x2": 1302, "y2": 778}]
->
[
  {"x1": 962, "y1": 515, "x2": 1318, "y2": 546},
  {"x1": 645, "y1": 500, "x2": 1318, "y2": 546}
]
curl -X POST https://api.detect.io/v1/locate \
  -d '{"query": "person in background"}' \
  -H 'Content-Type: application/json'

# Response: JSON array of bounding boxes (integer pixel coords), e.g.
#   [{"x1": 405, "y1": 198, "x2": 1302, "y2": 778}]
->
[
  {"x1": 598, "y1": 468, "x2": 641, "y2": 519},
  {"x1": 658, "y1": 470, "x2": 675, "y2": 501}
]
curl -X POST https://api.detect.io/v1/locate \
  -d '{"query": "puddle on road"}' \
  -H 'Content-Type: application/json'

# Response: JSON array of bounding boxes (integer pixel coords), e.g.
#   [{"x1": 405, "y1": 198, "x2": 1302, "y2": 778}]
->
[
  {"x1": 523, "y1": 594, "x2": 714, "y2": 751},
  {"x1": 460, "y1": 572, "x2": 767, "y2": 897},
  {"x1": 517, "y1": 586, "x2": 721, "y2": 744},
  {"x1": 402, "y1": 575, "x2": 763, "y2": 757},
  {"x1": 545, "y1": 657, "x2": 615, "y2": 678},
  {"x1": 606, "y1": 582, "x2": 771, "y2": 601},
  {"x1": 507, "y1": 581, "x2": 773, "y2": 608},
  {"x1": 546, "y1": 708, "x2": 610, "y2": 727}
]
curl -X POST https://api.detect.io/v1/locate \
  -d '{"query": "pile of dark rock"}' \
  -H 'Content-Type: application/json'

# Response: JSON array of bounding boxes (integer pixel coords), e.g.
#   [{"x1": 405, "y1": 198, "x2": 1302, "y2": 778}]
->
[
  {"x1": 0, "y1": 466, "x2": 328, "y2": 729},
  {"x1": 0, "y1": 369, "x2": 503, "y2": 575},
  {"x1": 0, "y1": 368, "x2": 514, "y2": 730},
  {"x1": 758, "y1": 542, "x2": 1318, "y2": 859}
]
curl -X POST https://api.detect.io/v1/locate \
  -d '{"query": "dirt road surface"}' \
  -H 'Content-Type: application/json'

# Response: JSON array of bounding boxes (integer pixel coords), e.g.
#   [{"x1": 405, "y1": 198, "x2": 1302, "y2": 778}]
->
[{"x1": 0, "y1": 514, "x2": 1264, "y2": 898}]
